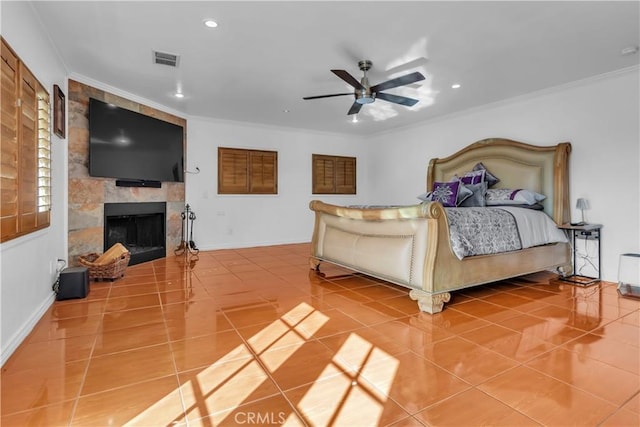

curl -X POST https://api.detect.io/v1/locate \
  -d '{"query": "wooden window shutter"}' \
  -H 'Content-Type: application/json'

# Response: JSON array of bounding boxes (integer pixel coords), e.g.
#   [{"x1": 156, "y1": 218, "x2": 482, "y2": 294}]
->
[
  {"x1": 36, "y1": 84, "x2": 51, "y2": 226},
  {"x1": 335, "y1": 156, "x2": 356, "y2": 194},
  {"x1": 218, "y1": 147, "x2": 277, "y2": 194},
  {"x1": 1, "y1": 37, "x2": 51, "y2": 242},
  {"x1": 1, "y1": 39, "x2": 19, "y2": 240},
  {"x1": 19, "y1": 63, "x2": 38, "y2": 232},
  {"x1": 249, "y1": 150, "x2": 277, "y2": 194},
  {"x1": 312, "y1": 154, "x2": 356, "y2": 194},
  {"x1": 312, "y1": 155, "x2": 335, "y2": 194},
  {"x1": 218, "y1": 147, "x2": 249, "y2": 193}
]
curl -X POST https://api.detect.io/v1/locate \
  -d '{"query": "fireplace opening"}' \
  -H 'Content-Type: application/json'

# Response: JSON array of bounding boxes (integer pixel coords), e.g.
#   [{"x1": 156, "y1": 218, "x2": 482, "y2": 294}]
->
[{"x1": 104, "y1": 202, "x2": 166, "y2": 265}]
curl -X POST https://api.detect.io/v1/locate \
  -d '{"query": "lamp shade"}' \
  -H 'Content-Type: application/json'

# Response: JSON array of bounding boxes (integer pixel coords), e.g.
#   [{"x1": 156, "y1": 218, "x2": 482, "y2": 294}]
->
[{"x1": 576, "y1": 198, "x2": 590, "y2": 210}]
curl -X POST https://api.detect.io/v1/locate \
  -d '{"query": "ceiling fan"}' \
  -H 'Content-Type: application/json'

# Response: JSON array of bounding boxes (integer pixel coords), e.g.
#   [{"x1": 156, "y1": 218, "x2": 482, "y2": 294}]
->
[{"x1": 303, "y1": 60, "x2": 425, "y2": 115}]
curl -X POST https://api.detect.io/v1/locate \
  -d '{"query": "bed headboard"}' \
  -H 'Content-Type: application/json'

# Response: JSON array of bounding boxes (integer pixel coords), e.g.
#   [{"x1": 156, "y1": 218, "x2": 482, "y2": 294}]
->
[{"x1": 427, "y1": 138, "x2": 571, "y2": 225}]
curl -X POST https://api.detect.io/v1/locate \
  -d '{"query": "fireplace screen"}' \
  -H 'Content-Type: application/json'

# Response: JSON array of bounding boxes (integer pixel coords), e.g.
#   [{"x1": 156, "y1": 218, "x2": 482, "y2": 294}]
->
[{"x1": 104, "y1": 202, "x2": 166, "y2": 265}]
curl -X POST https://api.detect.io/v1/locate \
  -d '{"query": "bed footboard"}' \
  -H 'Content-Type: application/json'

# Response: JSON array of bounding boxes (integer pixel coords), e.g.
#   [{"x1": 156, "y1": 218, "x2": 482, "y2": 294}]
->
[
  {"x1": 309, "y1": 199, "x2": 571, "y2": 314},
  {"x1": 309, "y1": 200, "x2": 447, "y2": 291}
]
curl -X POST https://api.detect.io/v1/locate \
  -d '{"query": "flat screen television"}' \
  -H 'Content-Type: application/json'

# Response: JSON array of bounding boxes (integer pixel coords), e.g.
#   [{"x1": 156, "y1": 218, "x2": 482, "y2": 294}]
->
[{"x1": 89, "y1": 98, "x2": 184, "y2": 183}]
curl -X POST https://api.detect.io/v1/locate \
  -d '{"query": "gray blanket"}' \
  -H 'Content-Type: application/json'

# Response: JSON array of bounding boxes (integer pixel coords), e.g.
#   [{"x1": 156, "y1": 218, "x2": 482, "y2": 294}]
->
[{"x1": 445, "y1": 207, "x2": 522, "y2": 259}]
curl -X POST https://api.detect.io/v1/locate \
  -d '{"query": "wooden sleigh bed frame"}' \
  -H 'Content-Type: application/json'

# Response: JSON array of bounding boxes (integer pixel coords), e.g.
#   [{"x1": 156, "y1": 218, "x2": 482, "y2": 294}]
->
[{"x1": 309, "y1": 138, "x2": 572, "y2": 313}]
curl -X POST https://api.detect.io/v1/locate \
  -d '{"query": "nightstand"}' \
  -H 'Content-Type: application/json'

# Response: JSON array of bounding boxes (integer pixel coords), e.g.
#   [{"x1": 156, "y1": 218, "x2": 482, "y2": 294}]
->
[{"x1": 558, "y1": 223, "x2": 602, "y2": 285}]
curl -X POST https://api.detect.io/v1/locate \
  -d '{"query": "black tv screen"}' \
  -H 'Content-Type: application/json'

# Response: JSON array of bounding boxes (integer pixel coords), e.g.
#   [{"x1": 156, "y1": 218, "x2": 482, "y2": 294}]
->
[{"x1": 89, "y1": 98, "x2": 184, "y2": 183}]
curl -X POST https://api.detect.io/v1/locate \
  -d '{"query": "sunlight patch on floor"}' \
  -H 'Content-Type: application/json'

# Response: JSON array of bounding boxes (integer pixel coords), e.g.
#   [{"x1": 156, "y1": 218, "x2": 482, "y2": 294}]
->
[
  {"x1": 296, "y1": 333, "x2": 399, "y2": 425},
  {"x1": 126, "y1": 301, "x2": 398, "y2": 425}
]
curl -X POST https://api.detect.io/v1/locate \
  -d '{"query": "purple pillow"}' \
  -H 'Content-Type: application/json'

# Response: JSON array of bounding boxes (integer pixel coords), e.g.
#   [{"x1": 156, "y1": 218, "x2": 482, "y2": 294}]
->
[
  {"x1": 430, "y1": 181, "x2": 460, "y2": 207},
  {"x1": 460, "y1": 170, "x2": 485, "y2": 185},
  {"x1": 473, "y1": 162, "x2": 500, "y2": 187}
]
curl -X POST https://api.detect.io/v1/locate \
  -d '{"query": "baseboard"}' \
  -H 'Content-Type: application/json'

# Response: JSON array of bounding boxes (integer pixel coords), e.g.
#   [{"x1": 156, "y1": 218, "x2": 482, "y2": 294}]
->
[{"x1": 1, "y1": 292, "x2": 55, "y2": 366}]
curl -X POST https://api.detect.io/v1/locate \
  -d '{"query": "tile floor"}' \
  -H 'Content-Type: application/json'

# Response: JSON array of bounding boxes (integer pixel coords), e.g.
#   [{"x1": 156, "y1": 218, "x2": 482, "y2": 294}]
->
[{"x1": 1, "y1": 243, "x2": 639, "y2": 426}]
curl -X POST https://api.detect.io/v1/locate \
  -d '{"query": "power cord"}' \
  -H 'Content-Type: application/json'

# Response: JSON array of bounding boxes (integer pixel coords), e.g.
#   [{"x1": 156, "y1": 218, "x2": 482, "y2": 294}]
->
[
  {"x1": 562, "y1": 229, "x2": 599, "y2": 277},
  {"x1": 576, "y1": 236, "x2": 598, "y2": 276},
  {"x1": 51, "y1": 259, "x2": 67, "y2": 294}
]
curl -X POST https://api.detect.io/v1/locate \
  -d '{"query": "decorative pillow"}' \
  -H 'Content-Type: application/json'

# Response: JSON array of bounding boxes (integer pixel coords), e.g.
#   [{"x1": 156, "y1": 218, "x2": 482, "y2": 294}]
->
[
  {"x1": 458, "y1": 182, "x2": 487, "y2": 207},
  {"x1": 418, "y1": 181, "x2": 472, "y2": 206},
  {"x1": 473, "y1": 162, "x2": 500, "y2": 187},
  {"x1": 456, "y1": 182, "x2": 473, "y2": 205},
  {"x1": 459, "y1": 170, "x2": 485, "y2": 185},
  {"x1": 430, "y1": 181, "x2": 460, "y2": 207},
  {"x1": 485, "y1": 188, "x2": 546, "y2": 206}
]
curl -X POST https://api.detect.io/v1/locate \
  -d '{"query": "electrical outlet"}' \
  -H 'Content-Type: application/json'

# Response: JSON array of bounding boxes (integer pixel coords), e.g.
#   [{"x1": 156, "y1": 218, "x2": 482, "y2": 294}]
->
[{"x1": 53, "y1": 259, "x2": 66, "y2": 274}]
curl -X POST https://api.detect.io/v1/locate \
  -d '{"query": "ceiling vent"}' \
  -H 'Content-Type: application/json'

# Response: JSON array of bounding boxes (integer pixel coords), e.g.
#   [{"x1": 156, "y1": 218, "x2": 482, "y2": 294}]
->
[{"x1": 153, "y1": 51, "x2": 180, "y2": 67}]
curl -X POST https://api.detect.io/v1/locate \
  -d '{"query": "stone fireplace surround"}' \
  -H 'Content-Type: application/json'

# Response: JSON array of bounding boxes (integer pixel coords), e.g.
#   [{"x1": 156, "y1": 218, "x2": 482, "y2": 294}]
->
[{"x1": 67, "y1": 80, "x2": 186, "y2": 266}]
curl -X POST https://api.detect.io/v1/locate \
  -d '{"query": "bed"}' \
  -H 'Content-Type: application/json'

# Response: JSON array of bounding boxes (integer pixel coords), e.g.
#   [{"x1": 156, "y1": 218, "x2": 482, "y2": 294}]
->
[{"x1": 309, "y1": 138, "x2": 572, "y2": 313}]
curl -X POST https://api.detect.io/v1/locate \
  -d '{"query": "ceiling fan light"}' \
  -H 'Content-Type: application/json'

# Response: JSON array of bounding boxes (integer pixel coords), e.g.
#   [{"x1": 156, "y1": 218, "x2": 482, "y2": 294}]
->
[{"x1": 356, "y1": 96, "x2": 375, "y2": 105}]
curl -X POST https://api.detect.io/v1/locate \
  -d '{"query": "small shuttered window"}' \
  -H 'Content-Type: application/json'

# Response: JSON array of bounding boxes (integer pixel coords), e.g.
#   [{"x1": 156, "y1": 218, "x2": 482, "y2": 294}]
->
[
  {"x1": 1, "y1": 38, "x2": 51, "y2": 242},
  {"x1": 37, "y1": 92, "x2": 51, "y2": 214},
  {"x1": 312, "y1": 154, "x2": 356, "y2": 194},
  {"x1": 218, "y1": 147, "x2": 277, "y2": 194}
]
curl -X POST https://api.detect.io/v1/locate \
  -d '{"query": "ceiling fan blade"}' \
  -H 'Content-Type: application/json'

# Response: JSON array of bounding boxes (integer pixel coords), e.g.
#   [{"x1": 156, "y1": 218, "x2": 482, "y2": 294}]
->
[
  {"x1": 347, "y1": 101, "x2": 362, "y2": 115},
  {"x1": 303, "y1": 93, "x2": 353, "y2": 100},
  {"x1": 331, "y1": 69, "x2": 364, "y2": 91},
  {"x1": 370, "y1": 71, "x2": 425, "y2": 93},
  {"x1": 376, "y1": 92, "x2": 419, "y2": 107},
  {"x1": 385, "y1": 57, "x2": 428, "y2": 75}
]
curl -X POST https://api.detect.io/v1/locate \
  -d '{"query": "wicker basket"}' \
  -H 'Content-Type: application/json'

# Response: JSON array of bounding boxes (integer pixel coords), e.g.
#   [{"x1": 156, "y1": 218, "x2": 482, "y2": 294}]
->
[{"x1": 78, "y1": 251, "x2": 131, "y2": 281}]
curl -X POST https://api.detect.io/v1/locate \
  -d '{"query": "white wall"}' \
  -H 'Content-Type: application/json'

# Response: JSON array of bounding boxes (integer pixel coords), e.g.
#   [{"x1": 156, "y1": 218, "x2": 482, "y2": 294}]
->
[
  {"x1": 0, "y1": 2, "x2": 69, "y2": 363},
  {"x1": 185, "y1": 118, "x2": 370, "y2": 250},
  {"x1": 367, "y1": 68, "x2": 640, "y2": 282}
]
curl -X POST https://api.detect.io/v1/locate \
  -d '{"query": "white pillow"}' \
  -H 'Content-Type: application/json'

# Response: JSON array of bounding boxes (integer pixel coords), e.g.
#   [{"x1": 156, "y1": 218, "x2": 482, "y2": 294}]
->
[{"x1": 485, "y1": 188, "x2": 546, "y2": 206}]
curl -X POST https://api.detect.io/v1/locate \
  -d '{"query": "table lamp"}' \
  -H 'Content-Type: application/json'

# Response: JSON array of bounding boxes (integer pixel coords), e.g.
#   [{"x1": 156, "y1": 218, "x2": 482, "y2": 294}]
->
[{"x1": 576, "y1": 198, "x2": 589, "y2": 225}]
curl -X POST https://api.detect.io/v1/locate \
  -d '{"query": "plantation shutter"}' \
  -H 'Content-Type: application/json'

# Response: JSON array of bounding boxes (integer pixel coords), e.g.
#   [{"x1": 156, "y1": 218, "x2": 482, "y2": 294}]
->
[
  {"x1": 1, "y1": 38, "x2": 51, "y2": 242},
  {"x1": 312, "y1": 154, "x2": 356, "y2": 194},
  {"x1": 37, "y1": 87, "x2": 51, "y2": 225},
  {"x1": 218, "y1": 147, "x2": 277, "y2": 194},
  {"x1": 249, "y1": 151, "x2": 277, "y2": 194},
  {"x1": 335, "y1": 156, "x2": 356, "y2": 194},
  {"x1": 19, "y1": 63, "x2": 38, "y2": 232},
  {"x1": 1, "y1": 39, "x2": 19, "y2": 239},
  {"x1": 218, "y1": 148, "x2": 249, "y2": 193},
  {"x1": 312, "y1": 155, "x2": 335, "y2": 194}
]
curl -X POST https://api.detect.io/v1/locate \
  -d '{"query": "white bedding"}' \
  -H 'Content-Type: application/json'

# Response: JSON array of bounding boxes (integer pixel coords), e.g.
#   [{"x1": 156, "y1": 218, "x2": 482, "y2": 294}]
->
[{"x1": 498, "y1": 206, "x2": 568, "y2": 249}]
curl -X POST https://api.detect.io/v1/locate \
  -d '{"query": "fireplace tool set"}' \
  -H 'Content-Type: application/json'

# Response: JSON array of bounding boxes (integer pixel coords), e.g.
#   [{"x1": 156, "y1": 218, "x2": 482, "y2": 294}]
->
[{"x1": 175, "y1": 204, "x2": 199, "y2": 256}]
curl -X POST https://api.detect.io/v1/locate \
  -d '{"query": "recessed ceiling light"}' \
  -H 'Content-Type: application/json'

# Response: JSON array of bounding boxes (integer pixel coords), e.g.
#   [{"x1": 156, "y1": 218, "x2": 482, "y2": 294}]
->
[
  {"x1": 174, "y1": 92, "x2": 184, "y2": 98},
  {"x1": 282, "y1": 109, "x2": 290, "y2": 113},
  {"x1": 451, "y1": 83, "x2": 461, "y2": 89},
  {"x1": 203, "y1": 19, "x2": 218, "y2": 28},
  {"x1": 351, "y1": 116, "x2": 358, "y2": 123}
]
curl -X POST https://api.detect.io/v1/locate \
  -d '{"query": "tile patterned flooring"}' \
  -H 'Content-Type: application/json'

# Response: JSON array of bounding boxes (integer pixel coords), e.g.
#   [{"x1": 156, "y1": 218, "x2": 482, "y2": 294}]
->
[{"x1": 1, "y1": 243, "x2": 639, "y2": 426}]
